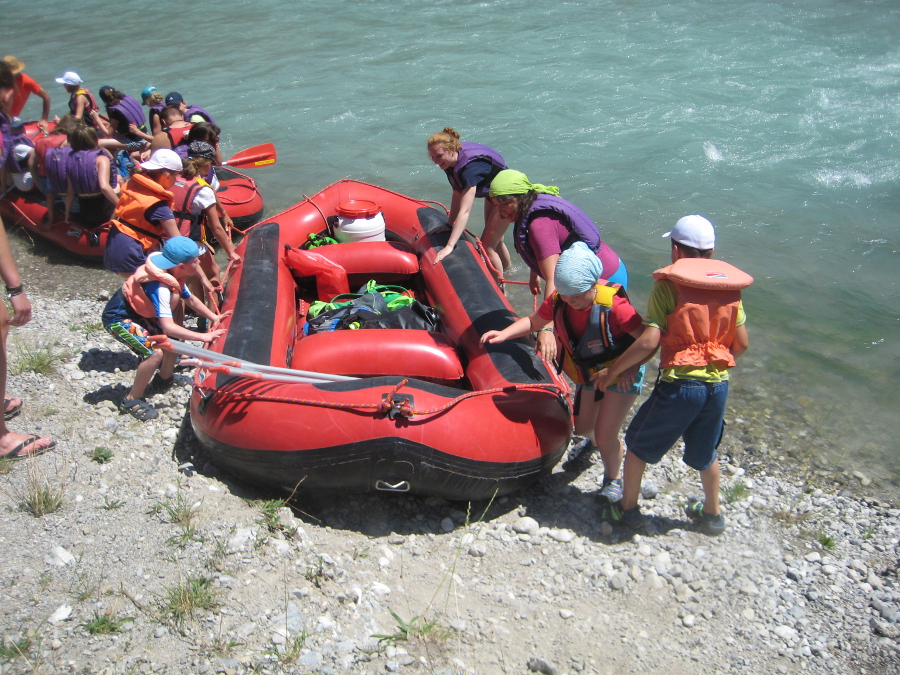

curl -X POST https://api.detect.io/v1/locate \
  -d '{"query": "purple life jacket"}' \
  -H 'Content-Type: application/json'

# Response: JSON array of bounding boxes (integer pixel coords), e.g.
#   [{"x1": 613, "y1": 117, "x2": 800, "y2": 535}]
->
[
  {"x1": 184, "y1": 104, "x2": 215, "y2": 125},
  {"x1": 45, "y1": 146, "x2": 72, "y2": 193},
  {"x1": 2, "y1": 133, "x2": 33, "y2": 174},
  {"x1": 107, "y1": 94, "x2": 147, "y2": 132},
  {"x1": 514, "y1": 194, "x2": 621, "y2": 280},
  {"x1": 67, "y1": 148, "x2": 118, "y2": 195},
  {"x1": 148, "y1": 103, "x2": 165, "y2": 130},
  {"x1": 449, "y1": 142, "x2": 506, "y2": 198},
  {"x1": 173, "y1": 144, "x2": 190, "y2": 159},
  {"x1": 0, "y1": 113, "x2": 11, "y2": 168}
]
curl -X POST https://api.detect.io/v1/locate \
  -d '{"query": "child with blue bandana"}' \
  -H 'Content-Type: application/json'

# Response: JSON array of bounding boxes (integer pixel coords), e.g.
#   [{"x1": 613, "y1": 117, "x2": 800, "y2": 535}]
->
[{"x1": 481, "y1": 242, "x2": 646, "y2": 503}]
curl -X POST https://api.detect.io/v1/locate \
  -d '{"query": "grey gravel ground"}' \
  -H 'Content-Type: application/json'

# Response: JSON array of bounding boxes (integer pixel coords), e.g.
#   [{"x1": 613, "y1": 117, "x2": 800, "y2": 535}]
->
[{"x1": 0, "y1": 275, "x2": 897, "y2": 673}]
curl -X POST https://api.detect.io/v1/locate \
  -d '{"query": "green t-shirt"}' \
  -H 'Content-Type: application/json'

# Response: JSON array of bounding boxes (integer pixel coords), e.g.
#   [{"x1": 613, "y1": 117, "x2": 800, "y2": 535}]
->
[{"x1": 645, "y1": 279, "x2": 746, "y2": 383}]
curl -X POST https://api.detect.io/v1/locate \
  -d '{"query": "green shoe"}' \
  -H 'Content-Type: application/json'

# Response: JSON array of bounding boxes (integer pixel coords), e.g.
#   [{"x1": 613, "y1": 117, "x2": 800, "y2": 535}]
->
[
  {"x1": 599, "y1": 502, "x2": 645, "y2": 529},
  {"x1": 685, "y1": 501, "x2": 726, "y2": 535}
]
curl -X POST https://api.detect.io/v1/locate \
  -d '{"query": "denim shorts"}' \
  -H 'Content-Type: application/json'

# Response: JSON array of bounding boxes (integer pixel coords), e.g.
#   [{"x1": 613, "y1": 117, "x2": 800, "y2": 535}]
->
[{"x1": 624, "y1": 378, "x2": 729, "y2": 471}]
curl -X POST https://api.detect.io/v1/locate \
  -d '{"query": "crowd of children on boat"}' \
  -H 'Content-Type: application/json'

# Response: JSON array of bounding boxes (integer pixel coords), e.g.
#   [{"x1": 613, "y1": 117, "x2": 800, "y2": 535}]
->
[{"x1": 1, "y1": 60, "x2": 753, "y2": 535}]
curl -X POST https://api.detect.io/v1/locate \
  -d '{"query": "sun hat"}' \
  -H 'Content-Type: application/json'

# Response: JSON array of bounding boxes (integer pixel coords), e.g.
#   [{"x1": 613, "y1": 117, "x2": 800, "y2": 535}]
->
[
  {"x1": 2, "y1": 55, "x2": 26, "y2": 74},
  {"x1": 150, "y1": 237, "x2": 200, "y2": 269},
  {"x1": 165, "y1": 91, "x2": 184, "y2": 106},
  {"x1": 663, "y1": 215, "x2": 716, "y2": 250},
  {"x1": 489, "y1": 170, "x2": 560, "y2": 198},
  {"x1": 555, "y1": 241, "x2": 604, "y2": 295},
  {"x1": 140, "y1": 86, "x2": 158, "y2": 104},
  {"x1": 188, "y1": 141, "x2": 216, "y2": 161},
  {"x1": 55, "y1": 71, "x2": 83, "y2": 86},
  {"x1": 140, "y1": 149, "x2": 183, "y2": 172}
]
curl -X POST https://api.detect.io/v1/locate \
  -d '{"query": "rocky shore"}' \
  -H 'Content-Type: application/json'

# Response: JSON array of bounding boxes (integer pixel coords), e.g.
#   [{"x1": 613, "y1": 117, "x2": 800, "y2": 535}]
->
[{"x1": 0, "y1": 259, "x2": 897, "y2": 673}]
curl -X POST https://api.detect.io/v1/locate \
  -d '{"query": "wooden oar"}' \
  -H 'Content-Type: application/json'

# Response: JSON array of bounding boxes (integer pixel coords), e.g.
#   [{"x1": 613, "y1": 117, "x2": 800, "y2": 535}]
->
[{"x1": 223, "y1": 142, "x2": 276, "y2": 169}]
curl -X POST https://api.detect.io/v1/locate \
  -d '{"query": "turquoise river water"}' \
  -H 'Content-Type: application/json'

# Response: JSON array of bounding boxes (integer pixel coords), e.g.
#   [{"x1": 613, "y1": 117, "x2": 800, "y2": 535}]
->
[{"x1": 4, "y1": 0, "x2": 898, "y2": 495}]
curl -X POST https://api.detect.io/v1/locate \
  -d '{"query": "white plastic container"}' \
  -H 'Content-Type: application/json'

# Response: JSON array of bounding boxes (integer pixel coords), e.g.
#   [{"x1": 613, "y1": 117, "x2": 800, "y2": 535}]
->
[{"x1": 334, "y1": 200, "x2": 386, "y2": 243}]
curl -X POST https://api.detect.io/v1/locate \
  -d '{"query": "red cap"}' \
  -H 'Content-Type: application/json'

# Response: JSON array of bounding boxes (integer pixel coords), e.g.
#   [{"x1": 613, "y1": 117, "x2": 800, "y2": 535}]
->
[{"x1": 336, "y1": 200, "x2": 381, "y2": 219}]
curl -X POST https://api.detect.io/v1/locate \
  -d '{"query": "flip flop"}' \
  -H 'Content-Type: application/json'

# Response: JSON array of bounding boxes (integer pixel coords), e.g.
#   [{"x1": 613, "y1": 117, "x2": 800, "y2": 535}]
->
[
  {"x1": 4, "y1": 397, "x2": 22, "y2": 421},
  {"x1": 0, "y1": 434, "x2": 55, "y2": 460}
]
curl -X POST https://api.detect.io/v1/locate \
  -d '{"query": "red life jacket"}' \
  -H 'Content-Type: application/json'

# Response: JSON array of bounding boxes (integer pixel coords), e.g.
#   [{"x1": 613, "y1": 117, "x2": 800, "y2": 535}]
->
[
  {"x1": 653, "y1": 258, "x2": 753, "y2": 369},
  {"x1": 170, "y1": 174, "x2": 210, "y2": 241},
  {"x1": 166, "y1": 124, "x2": 193, "y2": 148}
]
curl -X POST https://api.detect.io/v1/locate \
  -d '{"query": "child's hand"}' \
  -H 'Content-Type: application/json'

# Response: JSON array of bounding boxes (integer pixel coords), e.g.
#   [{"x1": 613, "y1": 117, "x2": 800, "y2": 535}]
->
[
  {"x1": 614, "y1": 364, "x2": 640, "y2": 392},
  {"x1": 528, "y1": 270, "x2": 542, "y2": 297},
  {"x1": 203, "y1": 328, "x2": 227, "y2": 343},
  {"x1": 590, "y1": 367, "x2": 613, "y2": 391},
  {"x1": 481, "y1": 330, "x2": 504, "y2": 345},
  {"x1": 535, "y1": 330, "x2": 556, "y2": 363},
  {"x1": 212, "y1": 310, "x2": 233, "y2": 328}
]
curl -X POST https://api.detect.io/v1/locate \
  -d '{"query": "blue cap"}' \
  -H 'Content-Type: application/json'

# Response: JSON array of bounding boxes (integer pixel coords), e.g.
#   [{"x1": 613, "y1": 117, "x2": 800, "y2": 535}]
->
[
  {"x1": 165, "y1": 91, "x2": 184, "y2": 106},
  {"x1": 140, "y1": 86, "x2": 158, "y2": 104},
  {"x1": 152, "y1": 237, "x2": 200, "y2": 269}
]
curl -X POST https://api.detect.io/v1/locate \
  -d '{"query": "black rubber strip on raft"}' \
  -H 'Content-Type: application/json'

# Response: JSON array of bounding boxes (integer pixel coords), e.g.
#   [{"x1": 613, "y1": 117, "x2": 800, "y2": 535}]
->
[
  {"x1": 193, "y1": 429, "x2": 563, "y2": 502},
  {"x1": 221, "y1": 222, "x2": 281, "y2": 368},
  {"x1": 418, "y1": 207, "x2": 554, "y2": 385}
]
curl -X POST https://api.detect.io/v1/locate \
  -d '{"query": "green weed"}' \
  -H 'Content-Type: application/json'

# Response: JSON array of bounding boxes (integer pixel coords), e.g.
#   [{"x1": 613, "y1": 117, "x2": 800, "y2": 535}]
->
[
  {"x1": 163, "y1": 576, "x2": 217, "y2": 624},
  {"x1": 101, "y1": 495, "x2": 126, "y2": 510},
  {"x1": 817, "y1": 530, "x2": 837, "y2": 550},
  {"x1": 11, "y1": 340, "x2": 66, "y2": 375},
  {"x1": 371, "y1": 609, "x2": 447, "y2": 647},
  {"x1": 81, "y1": 611, "x2": 133, "y2": 635},
  {"x1": 0, "y1": 457, "x2": 13, "y2": 474},
  {"x1": 0, "y1": 636, "x2": 31, "y2": 660},
  {"x1": 152, "y1": 492, "x2": 202, "y2": 545},
  {"x1": 721, "y1": 479, "x2": 748, "y2": 504},
  {"x1": 90, "y1": 446, "x2": 113, "y2": 464},
  {"x1": 20, "y1": 457, "x2": 66, "y2": 517},
  {"x1": 264, "y1": 630, "x2": 308, "y2": 664}
]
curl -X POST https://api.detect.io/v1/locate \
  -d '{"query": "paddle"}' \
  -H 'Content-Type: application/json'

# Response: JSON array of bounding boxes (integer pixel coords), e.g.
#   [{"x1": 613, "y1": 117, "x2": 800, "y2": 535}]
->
[{"x1": 223, "y1": 142, "x2": 276, "y2": 169}]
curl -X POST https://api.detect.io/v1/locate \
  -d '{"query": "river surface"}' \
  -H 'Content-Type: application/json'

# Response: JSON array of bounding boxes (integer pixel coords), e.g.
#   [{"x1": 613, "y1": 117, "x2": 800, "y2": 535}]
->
[{"x1": 4, "y1": 0, "x2": 898, "y2": 497}]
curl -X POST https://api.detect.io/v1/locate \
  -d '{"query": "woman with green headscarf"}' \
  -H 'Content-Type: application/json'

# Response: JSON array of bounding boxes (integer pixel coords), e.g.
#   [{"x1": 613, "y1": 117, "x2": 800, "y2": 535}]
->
[{"x1": 489, "y1": 169, "x2": 629, "y2": 367}]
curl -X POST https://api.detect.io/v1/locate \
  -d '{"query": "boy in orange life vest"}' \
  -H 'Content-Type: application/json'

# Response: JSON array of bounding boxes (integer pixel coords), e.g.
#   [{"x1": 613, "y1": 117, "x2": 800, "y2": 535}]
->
[
  {"x1": 593, "y1": 216, "x2": 751, "y2": 535},
  {"x1": 102, "y1": 237, "x2": 229, "y2": 421}
]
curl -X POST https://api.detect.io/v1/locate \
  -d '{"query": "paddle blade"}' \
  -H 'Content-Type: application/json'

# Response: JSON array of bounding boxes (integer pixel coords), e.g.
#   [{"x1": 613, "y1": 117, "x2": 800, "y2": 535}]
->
[{"x1": 224, "y1": 142, "x2": 276, "y2": 168}]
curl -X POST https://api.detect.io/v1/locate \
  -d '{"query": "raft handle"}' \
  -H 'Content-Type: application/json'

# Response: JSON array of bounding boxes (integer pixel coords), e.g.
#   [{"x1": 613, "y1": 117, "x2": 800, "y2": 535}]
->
[{"x1": 375, "y1": 480, "x2": 411, "y2": 492}]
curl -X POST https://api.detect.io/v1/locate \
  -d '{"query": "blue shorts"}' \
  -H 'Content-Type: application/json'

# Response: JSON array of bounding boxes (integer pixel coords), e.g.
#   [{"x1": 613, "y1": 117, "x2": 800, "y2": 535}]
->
[
  {"x1": 624, "y1": 378, "x2": 728, "y2": 471},
  {"x1": 577, "y1": 363, "x2": 645, "y2": 396}
]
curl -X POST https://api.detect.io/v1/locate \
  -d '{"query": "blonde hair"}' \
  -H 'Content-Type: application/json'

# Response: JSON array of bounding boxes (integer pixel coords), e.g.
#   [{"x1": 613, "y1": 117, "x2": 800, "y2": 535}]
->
[
  {"x1": 146, "y1": 91, "x2": 164, "y2": 106},
  {"x1": 427, "y1": 127, "x2": 461, "y2": 152}
]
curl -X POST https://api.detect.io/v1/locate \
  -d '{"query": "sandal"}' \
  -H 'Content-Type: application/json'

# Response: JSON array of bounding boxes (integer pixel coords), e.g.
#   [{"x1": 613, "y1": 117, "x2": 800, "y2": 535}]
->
[
  {"x1": 0, "y1": 434, "x2": 55, "y2": 460},
  {"x1": 4, "y1": 397, "x2": 22, "y2": 421},
  {"x1": 119, "y1": 398, "x2": 159, "y2": 421}
]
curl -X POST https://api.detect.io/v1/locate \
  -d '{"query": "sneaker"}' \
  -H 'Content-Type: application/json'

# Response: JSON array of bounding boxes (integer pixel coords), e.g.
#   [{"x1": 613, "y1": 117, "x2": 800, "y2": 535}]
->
[
  {"x1": 566, "y1": 436, "x2": 597, "y2": 463},
  {"x1": 685, "y1": 501, "x2": 726, "y2": 536},
  {"x1": 598, "y1": 477, "x2": 624, "y2": 503},
  {"x1": 598, "y1": 502, "x2": 645, "y2": 529}
]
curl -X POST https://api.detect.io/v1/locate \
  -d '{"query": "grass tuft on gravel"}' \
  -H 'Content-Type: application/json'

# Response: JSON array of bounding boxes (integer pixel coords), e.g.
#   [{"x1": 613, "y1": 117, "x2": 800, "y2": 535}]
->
[
  {"x1": 163, "y1": 575, "x2": 217, "y2": 623},
  {"x1": 19, "y1": 456, "x2": 67, "y2": 517},
  {"x1": 10, "y1": 339, "x2": 66, "y2": 375},
  {"x1": 81, "y1": 611, "x2": 133, "y2": 635}
]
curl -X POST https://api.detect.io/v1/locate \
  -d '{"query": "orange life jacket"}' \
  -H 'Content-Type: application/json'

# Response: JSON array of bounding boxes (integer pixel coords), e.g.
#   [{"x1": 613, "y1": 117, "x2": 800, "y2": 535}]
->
[
  {"x1": 653, "y1": 258, "x2": 753, "y2": 370},
  {"x1": 166, "y1": 124, "x2": 193, "y2": 148},
  {"x1": 111, "y1": 173, "x2": 175, "y2": 251},
  {"x1": 122, "y1": 256, "x2": 184, "y2": 319}
]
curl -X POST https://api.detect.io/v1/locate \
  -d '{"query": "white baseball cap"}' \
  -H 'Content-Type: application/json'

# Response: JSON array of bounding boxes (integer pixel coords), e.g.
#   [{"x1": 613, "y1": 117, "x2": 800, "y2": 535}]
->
[
  {"x1": 140, "y1": 149, "x2": 183, "y2": 172},
  {"x1": 55, "y1": 71, "x2": 83, "y2": 86},
  {"x1": 663, "y1": 215, "x2": 716, "y2": 250}
]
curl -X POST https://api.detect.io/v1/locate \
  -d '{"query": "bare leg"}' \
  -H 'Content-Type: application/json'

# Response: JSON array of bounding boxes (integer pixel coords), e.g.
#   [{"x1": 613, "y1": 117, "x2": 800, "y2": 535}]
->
[
  {"x1": 481, "y1": 200, "x2": 512, "y2": 273},
  {"x1": 699, "y1": 459, "x2": 721, "y2": 515},
  {"x1": 594, "y1": 391, "x2": 638, "y2": 482},
  {"x1": 128, "y1": 350, "x2": 163, "y2": 401},
  {"x1": 573, "y1": 390, "x2": 599, "y2": 444},
  {"x1": 621, "y1": 451, "x2": 646, "y2": 511}
]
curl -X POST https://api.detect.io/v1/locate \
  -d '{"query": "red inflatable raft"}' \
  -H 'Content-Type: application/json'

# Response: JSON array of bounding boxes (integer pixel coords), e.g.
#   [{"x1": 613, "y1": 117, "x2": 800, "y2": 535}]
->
[
  {"x1": 189, "y1": 179, "x2": 573, "y2": 500},
  {"x1": 0, "y1": 123, "x2": 265, "y2": 260}
]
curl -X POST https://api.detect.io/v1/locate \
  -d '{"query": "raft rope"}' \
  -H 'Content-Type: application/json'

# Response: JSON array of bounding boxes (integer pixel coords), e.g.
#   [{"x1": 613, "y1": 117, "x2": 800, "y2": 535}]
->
[{"x1": 191, "y1": 373, "x2": 568, "y2": 420}]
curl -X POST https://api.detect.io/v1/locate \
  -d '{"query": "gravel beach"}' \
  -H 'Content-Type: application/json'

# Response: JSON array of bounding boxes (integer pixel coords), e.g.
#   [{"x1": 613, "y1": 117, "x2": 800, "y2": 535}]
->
[{"x1": 0, "y1": 237, "x2": 897, "y2": 674}]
